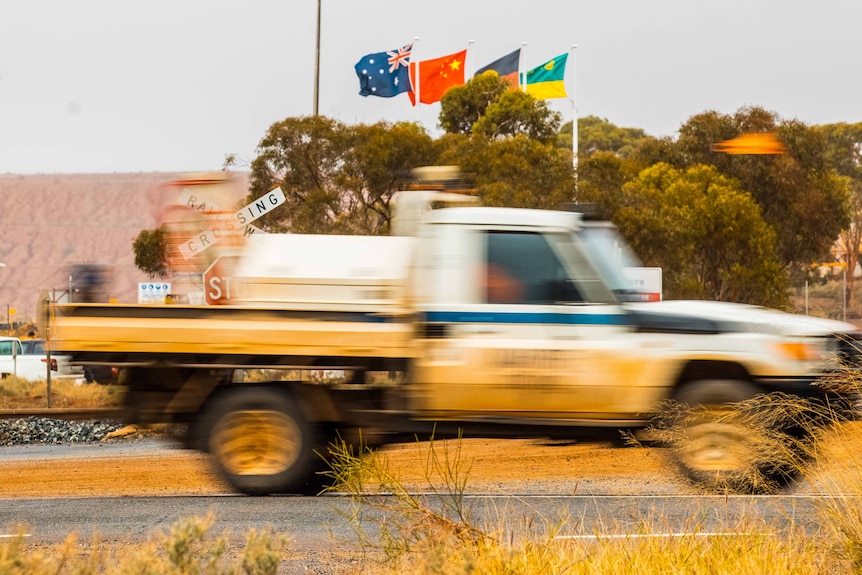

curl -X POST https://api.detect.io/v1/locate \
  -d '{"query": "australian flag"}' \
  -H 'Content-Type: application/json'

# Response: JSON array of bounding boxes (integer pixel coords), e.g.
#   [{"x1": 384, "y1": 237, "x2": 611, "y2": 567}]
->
[{"x1": 355, "y1": 43, "x2": 413, "y2": 98}]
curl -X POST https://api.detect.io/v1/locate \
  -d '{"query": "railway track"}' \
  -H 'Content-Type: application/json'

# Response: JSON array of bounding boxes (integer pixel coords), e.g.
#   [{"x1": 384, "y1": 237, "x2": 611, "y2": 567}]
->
[{"x1": 0, "y1": 408, "x2": 123, "y2": 420}]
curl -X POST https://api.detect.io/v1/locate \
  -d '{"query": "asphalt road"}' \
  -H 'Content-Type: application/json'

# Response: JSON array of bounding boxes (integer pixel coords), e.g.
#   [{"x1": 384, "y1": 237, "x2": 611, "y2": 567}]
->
[{"x1": 0, "y1": 493, "x2": 832, "y2": 544}]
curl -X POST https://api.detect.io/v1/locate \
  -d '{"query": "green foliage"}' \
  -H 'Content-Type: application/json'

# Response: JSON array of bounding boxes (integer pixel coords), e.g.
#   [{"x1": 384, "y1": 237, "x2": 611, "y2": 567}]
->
[
  {"x1": 819, "y1": 122, "x2": 862, "y2": 180},
  {"x1": 438, "y1": 71, "x2": 512, "y2": 135},
  {"x1": 440, "y1": 72, "x2": 561, "y2": 143},
  {"x1": 613, "y1": 163, "x2": 787, "y2": 306},
  {"x1": 438, "y1": 133, "x2": 575, "y2": 209},
  {"x1": 556, "y1": 119, "x2": 573, "y2": 150},
  {"x1": 472, "y1": 89, "x2": 561, "y2": 143},
  {"x1": 674, "y1": 107, "x2": 851, "y2": 268},
  {"x1": 132, "y1": 225, "x2": 170, "y2": 279},
  {"x1": 248, "y1": 116, "x2": 434, "y2": 235},
  {"x1": 247, "y1": 115, "x2": 353, "y2": 234},
  {"x1": 577, "y1": 150, "x2": 640, "y2": 212},
  {"x1": 629, "y1": 134, "x2": 686, "y2": 167},
  {"x1": 817, "y1": 122, "x2": 862, "y2": 312},
  {"x1": 336, "y1": 121, "x2": 437, "y2": 234},
  {"x1": 576, "y1": 107, "x2": 854, "y2": 299},
  {"x1": 577, "y1": 115, "x2": 648, "y2": 157}
]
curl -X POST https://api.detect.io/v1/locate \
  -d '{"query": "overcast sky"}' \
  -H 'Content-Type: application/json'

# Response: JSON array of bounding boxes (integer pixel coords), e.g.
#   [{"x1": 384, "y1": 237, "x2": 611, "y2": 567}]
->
[{"x1": 2, "y1": 0, "x2": 860, "y2": 174}]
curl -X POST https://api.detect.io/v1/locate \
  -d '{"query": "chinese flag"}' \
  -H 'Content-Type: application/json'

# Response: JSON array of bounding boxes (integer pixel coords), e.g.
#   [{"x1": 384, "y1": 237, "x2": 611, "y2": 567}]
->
[{"x1": 409, "y1": 49, "x2": 467, "y2": 105}]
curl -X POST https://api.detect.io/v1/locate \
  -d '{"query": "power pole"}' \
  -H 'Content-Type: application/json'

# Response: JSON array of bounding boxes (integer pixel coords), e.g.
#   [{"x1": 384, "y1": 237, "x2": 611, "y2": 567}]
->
[{"x1": 313, "y1": 0, "x2": 321, "y2": 116}]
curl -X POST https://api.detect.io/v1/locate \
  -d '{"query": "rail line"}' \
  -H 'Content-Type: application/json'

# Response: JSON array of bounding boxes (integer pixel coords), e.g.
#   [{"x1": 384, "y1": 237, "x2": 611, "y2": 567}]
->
[{"x1": 0, "y1": 408, "x2": 123, "y2": 420}]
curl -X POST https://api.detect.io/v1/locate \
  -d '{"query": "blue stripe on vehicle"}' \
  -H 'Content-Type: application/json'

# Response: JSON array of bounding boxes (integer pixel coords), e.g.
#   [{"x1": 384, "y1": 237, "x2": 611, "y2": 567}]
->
[{"x1": 424, "y1": 311, "x2": 632, "y2": 326}]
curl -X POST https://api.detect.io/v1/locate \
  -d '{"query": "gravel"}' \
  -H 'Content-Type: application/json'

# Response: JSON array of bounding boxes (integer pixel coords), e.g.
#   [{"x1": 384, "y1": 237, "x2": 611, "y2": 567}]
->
[{"x1": 0, "y1": 417, "x2": 125, "y2": 446}]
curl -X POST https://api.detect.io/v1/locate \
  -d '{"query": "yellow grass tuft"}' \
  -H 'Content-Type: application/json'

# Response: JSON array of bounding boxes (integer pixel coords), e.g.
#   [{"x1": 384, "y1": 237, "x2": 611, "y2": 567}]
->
[{"x1": 1, "y1": 514, "x2": 288, "y2": 575}]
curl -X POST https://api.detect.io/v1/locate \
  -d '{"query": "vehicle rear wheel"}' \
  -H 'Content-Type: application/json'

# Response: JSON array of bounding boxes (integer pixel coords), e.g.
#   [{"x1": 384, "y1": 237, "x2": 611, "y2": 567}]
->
[
  {"x1": 668, "y1": 379, "x2": 800, "y2": 493},
  {"x1": 203, "y1": 387, "x2": 325, "y2": 495}
]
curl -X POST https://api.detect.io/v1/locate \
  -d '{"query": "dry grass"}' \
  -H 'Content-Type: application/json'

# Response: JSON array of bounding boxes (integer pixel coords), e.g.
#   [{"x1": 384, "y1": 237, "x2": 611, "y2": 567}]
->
[
  {"x1": 320, "y1": 371, "x2": 862, "y2": 574},
  {"x1": 319, "y1": 430, "x2": 862, "y2": 574},
  {"x1": 1, "y1": 514, "x2": 287, "y2": 575},
  {"x1": 0, "y1": 376, "x2": 122, "y2": 409}
]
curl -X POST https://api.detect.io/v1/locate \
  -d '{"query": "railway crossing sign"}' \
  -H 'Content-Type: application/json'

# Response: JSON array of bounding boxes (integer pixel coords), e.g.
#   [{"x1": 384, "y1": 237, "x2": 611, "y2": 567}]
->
[{"x1": 178, "y1": 187, "x2": 285, "y2": 260}]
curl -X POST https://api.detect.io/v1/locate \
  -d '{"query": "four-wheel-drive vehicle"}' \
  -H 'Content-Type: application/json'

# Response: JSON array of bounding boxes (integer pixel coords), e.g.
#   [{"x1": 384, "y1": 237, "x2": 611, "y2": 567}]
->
[{"x1": 45, "y1": 190, "x2": 861, "y2": 495}]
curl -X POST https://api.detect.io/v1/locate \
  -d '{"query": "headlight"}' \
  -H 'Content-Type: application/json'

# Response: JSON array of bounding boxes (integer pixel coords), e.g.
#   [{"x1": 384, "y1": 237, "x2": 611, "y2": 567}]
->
[{"x1": 773, "y1": 341, "x2": 826, "y2": 361}]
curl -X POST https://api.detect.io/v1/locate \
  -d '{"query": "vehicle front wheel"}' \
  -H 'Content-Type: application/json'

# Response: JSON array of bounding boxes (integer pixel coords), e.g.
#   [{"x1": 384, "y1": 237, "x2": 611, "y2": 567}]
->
[
  {"x1": 667, "y1": 379, "x2": 801, "y2": 494},
  {"x1": 202, "y1": 387, "x2": 325, "y2": 495}
]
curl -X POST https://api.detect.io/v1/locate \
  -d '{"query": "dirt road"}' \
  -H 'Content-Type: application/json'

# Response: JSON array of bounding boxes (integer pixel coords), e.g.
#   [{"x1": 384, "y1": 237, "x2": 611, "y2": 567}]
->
[
  {"x1": 0, "y1": 436, "x2": 691, "y2": 498},
  {"x1": 3, "y1": 421, "x2": 860, "y2": 498}
]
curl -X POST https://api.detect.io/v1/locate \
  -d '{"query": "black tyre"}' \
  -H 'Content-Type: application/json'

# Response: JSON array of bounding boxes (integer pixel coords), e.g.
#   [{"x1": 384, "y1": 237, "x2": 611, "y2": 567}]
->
[
  {"x1": 202, "y1": 387, "x2": 325, "y2": 495},
  {"x1": 669, "y1": 379, "x2": 799, "y2": 493}
]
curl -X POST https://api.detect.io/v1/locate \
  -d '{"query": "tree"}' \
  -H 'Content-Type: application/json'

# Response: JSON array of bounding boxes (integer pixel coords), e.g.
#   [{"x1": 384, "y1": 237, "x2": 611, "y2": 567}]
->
[
  {"x1": 613, "y1": 163, "x2": 786, "y2": 307},
  {"x1": 674, "y1": 107, "x2": 850, "y2": 269},
  {"x1": 434, "y1": 76, "x2": 572, "y2": 210},
  {"x1": 472, "y1": 89, "x2": 561, "y2": 143},
  {"x1": 247, "y1": 115, "x2": 353, "y2": 234},
  {"x1": 132, "y1": 226, "x2": 170, "y2": 279},
  {"x1": 438, "y1": 133, "x2": 575, "y2": 209},
  {"x1": 576, "y1": 116, "x2": 647, "y2": 157},
  {"x1": 576, "y1": 151, "x2": 636, "y2": 214},
  {"x1": 557, "y1": 120, "x2": 573, "y2": 151},
  {"x1": 570, "y1": 121, "x2": 672, "y2": 209},
  {"x1": 336, "y1": 121, "x2": 437, "y2": 234},
  {"x1": 247, "y1": 116, "x2": 434, "y2": 235},
  {"x1": 834, "y1": 178, "x2": 862, "y2": 309},
  {"x1": 819, "y1": 122, "x2": 862, "y2": 179},
  {"x1": 439, "y1": 72, "x2": 561, "y2": 142},
  {"x1": 438, "y1": 71, "x2": 512, "y2": 135},
  {"x1": 820, "y1": 122, "x2": 862, "y2": 309}
]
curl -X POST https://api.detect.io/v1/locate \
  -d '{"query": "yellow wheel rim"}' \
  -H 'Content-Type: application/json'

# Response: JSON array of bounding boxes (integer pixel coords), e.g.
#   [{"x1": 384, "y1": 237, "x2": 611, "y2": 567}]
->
[
  {"x1": 679, "y1": 420, "x2": 755, "y2": 473},
  {"x1": 211, "y1": 410, "x2": 302, "y2": 476}
]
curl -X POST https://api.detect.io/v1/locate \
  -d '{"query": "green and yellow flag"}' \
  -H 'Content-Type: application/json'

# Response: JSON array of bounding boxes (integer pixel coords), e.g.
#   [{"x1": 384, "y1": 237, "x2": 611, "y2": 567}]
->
[{"x1": 522, "y1": 53, "x2": 568, "y2": 99}]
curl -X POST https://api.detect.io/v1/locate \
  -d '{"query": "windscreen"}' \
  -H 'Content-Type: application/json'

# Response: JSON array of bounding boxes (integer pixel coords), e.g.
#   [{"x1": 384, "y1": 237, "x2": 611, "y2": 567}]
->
[{"x1": 578, "y1": 223, "x2": 645, "y2": 300}]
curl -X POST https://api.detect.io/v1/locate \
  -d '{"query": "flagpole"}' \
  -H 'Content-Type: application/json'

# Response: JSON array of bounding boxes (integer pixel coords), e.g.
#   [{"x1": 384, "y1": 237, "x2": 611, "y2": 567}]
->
[
  {"x1": 570, "y1": 44, "x2": 579, "y2": 200},
  {"x1": 412, "y1": 36, "x2": 421, "y2": 107},
  {"x1": 467, "y1": 39, "x2": 475, "y2": 79},
  {"x1": 313, "y1": 0, "x2": 321, "y2": 115},
  {"x1": 519, "y1": 41, "x2": 528, "y2": 92},
  {"x1": 570, "y1": 44, "x2": 578, "y2": 175}
]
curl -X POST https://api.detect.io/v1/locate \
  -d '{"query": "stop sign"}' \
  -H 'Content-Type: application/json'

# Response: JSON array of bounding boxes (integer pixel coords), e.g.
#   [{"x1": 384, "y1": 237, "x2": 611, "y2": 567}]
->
[{"x1": 202, "y1": 256, "x2": 241, "y2": 305}]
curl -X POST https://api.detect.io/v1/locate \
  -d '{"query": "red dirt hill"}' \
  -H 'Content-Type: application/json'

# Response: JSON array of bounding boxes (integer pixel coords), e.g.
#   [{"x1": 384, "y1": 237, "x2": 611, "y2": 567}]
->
[{"x1": 0, "y1": 172, "x2": 247, "y2": 324}]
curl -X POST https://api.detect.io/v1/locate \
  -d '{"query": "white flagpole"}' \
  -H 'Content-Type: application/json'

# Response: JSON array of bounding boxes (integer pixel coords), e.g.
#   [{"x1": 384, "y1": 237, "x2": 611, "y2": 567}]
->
[
  {"x1": 468, "y1": 39, "x2": 475, "y2": 79},
  {"x1": 313, "y1": 0, "x2": 321, "y2": 115},
  {"x1": 520, "y1": 41, "x2": 528, "y2": 92},
  {"x1": 412, "y1": 36, "x2": 421, "y2": 108},
  {"x1": 570, "y1": 44, "x2": 578, "y2": 176}
]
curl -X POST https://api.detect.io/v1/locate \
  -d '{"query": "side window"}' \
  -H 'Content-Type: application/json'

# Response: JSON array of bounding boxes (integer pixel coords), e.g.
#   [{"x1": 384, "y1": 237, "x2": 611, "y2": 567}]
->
[
  {"x1": 0, "y1": 341, "x2": 11, "y2": 356},
  {"x1": 484, "y1": 231, "x2": 582, "y2": 304}
]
